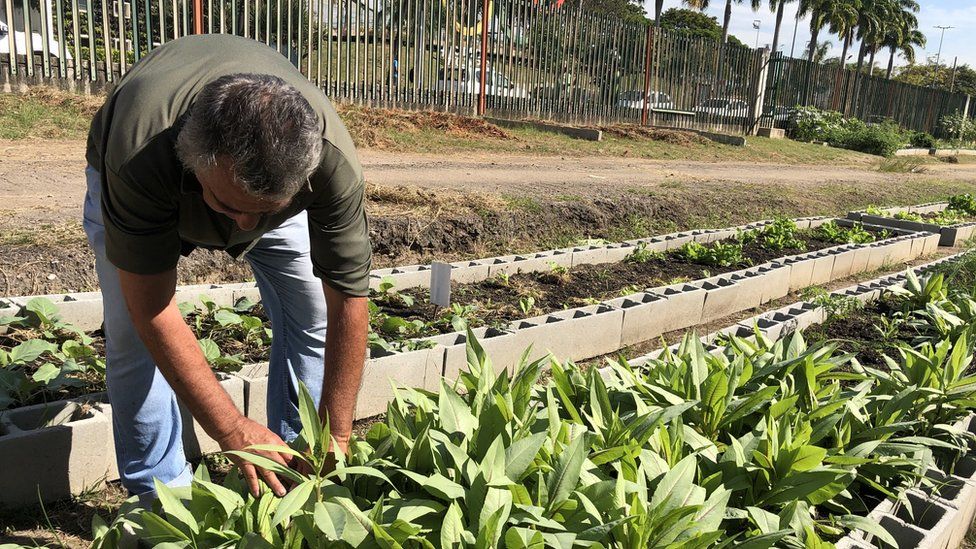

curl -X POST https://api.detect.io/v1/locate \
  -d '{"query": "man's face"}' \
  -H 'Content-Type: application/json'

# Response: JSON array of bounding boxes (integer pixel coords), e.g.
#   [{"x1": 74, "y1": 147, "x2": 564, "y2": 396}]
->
[{"x1": 196, "y1": 157, "x2": 290, "y2": 231}]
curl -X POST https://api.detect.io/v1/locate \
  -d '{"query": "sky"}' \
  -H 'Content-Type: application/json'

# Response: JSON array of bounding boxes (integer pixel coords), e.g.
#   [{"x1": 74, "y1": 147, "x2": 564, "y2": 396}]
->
[{"x1": 650, "y1": 0, "x2": 976, "y2": 69}]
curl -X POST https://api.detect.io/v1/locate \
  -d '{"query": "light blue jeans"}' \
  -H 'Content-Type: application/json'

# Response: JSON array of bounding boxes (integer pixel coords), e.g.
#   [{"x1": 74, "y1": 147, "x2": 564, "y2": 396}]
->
[{"x1": 82, "y1": 166, "x2": 328, "y2": 496}]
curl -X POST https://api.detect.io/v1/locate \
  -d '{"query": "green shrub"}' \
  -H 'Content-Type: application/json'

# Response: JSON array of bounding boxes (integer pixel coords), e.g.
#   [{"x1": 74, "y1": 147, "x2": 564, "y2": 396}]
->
[
  {"x1": 909, "y1": 131, "x2": 937, "y2": 149},
  {"x1": 788, "y1": 106, "x2": 846, "y2": 142},
  {"x1": 833, "y1": 121, "x2": 904, "y2": 158},
  {"x1": 948, "y1": 193, "x2": 976, "y2": 216}
]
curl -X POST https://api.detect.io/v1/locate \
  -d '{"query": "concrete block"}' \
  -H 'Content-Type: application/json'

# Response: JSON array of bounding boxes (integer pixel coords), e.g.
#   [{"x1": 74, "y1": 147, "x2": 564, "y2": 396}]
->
[
  {"x1": 605, "y1": 291, "x2": 671, "y2": 347},
  {"x1": 426, "y1": 326, "x2": 520, "y2": 382},
  {"x1": 918, "y1": 467, "x2": 976, "y2": 535},
  {"x1": 506, "y1": 304, "x2": 623, "y2": 366},
  {"x1": 786, "y1": 256, "x2": 816, "y2": 292},
  {"x1": 447, "y1": 259, "x2": 494, "y2": 284},
  {"x1": 179, "y1": 375, "x2": 247, "y2": 459},
  {"x1": 887, "y1": 490, "x2": 956, "y2": 549},
  {"x1": 830, "y1": 247, "x2": 857, "y2": 280},
  {"x1": 757, "y1": 127, "x2": 785, "y2": 139},
  {"x1": 488, "y1": 251, "x2": 573, "y2": 278},
  {"x1": 485, "y1": 117, "x2": 603, "y2": 141},
  {"x1": 866, "y1": 242, "x2": 894, "y2": 272},
  {"x1": 851, "y1": 514, "x2": 927, "y2": 548},
  {"x1": 0, "y1": 400, "x2": 114, "y2": 505},
  {"x1": 757, "y1": 264, "x2": 792, "y2": 304},
  {"x1": 698, "y1": 277, "x2": 740, "y2": 324},
  {"x1": 725, "y1": 270, "x2": 765, "y2": 312},
  {"x1": 850, "y1": 244, "x2": 874, "y2": 276},
  {"x1": 662, "y1": 233, "x2": 696, "y2": 251},
  {"x1": 569, "y1": 245, "x2": 611, "y2": 266},
  {"x1": 646, "y1": 283, "x2": 707, "y2": 333},
  {"x1": 808, "y1": 251, "x2": 837, "y2": 286},
  {"x1": 233, "y1": 362, "x2": 270, "y2": 428},
  {"x1": 386, "y1": 264, "x2": 433, "y2": 290},
  {"x1": 738, "y1": 302, "x2": 825, "y2": 341},
  {"x1": 887, "y1": 237, "x2": 915, "y2": 264},
  {"x1": 942, "y1": 224, "x2": 976, "y2": 247},
  {"x1": 355, "y1": 346, "x2": 442, "y2": 420}
]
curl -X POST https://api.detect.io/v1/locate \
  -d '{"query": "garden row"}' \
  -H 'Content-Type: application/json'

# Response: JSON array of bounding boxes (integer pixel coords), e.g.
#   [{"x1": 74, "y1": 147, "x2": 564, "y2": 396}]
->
[
  {"x1": 0, "y1": 220, "x2": 942, "y2": 508},
  {"x1": 0, "y1": 218, "x2": 935, "y2": 414},
  {"x1": 849, "y1": 195, "x2": 976, "y2": 247},
  {"x1": 79, "y1": 250, "x2": 976, "y2": 548}
]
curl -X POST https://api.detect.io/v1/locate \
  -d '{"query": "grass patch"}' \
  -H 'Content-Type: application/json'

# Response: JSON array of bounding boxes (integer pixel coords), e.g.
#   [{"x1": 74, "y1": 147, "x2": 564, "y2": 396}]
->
[
  {"x1": 0, "y1": 89, "x2": 102, "y2": 140},
  {"x1": 502, "y1": 195, "x2": 542, "y2": 213}
]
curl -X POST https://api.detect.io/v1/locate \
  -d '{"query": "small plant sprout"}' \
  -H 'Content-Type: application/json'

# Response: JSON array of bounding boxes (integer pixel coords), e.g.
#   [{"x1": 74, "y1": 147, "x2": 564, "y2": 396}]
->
[
  {"x1": 624, "y1": 242, "x2": 664, "y2": 264},
  {"x1": 518, "y1": 296, "x2": 536, "y2": 315}
]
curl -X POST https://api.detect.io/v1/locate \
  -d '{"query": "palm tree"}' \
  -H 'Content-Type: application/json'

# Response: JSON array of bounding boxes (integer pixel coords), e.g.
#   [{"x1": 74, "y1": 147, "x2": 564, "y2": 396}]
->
[
  {"x1": 797, "y1": 0, "x2": 830, "y2": 64},
  {"x1": 766, "y1": 0, "x2": 797, "y2": 55},
  {"x1": 682, "y1": 0, "x2": 762, "y2": 48},
  {"x1": 852, "y1": 0, "x2": 890, "y2": 76},
  {"x1": 825, "y1": 0, "x2": 858, "y2": 71},
  {"x1": 881, "y1": 0, "x2": 923, "y2": 79}
]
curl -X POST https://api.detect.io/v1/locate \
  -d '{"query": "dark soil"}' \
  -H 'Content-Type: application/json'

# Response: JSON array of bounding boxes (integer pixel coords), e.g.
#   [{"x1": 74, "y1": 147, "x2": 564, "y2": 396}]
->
[
  {"x1": 376, "y1": 231, "x2": 841, "y2": 333},
  {"x1": 803, "y1": 298, "x2": 915, "y2": 370}
]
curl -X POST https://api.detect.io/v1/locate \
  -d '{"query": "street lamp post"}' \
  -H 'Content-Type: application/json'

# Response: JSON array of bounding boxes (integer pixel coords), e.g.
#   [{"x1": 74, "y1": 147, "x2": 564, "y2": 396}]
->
[
  {"x1": 932, "y1": 25, "x2": 953, "y2": 87},
  {"x1": 753, "y1": 19, "x2": 762, "y2": 50}
]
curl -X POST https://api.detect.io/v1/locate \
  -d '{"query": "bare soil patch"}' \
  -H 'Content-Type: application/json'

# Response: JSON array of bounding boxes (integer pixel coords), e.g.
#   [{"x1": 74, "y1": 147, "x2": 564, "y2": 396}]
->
[{"x1": 598, "y1": 124, "x2": 709, "y2": 145}]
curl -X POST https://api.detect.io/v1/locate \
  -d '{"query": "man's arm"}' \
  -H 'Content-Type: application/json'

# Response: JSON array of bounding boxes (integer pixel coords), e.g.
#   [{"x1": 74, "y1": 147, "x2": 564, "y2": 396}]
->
[
  {"x1": 319, "y1": 283, "x2": 368, "y2": 452},
  {"x1": 117, "y1": 268, "x2": 291, "y2": 497}
]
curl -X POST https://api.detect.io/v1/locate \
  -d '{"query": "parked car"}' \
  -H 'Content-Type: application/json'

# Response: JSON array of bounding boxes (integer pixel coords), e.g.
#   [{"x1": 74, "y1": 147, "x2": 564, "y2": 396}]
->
[
  {"x1": 694, "y1": 97, "x2": 750, "y2": 121},
  {"x1": 435, "y1": 68, "x2": 529, "y2": 99},
  {"x1": 0, "y1": 19, "x2": 70, "y2": 63},
  {"x1": 529, "y1": 85, "x2": 597, "y2": 107},
  {"x1": 616, "y1": 90, "x2": 675, "y2": 111}
]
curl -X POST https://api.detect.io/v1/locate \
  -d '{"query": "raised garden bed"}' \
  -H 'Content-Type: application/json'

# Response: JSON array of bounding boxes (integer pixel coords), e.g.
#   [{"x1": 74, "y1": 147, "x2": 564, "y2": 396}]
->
[
  {"x1": 76, "y1": 250, "x2": 976, "y2": 548},
  {"x1": 849, "y1": 195, "x2": 976, "y2": 247}
]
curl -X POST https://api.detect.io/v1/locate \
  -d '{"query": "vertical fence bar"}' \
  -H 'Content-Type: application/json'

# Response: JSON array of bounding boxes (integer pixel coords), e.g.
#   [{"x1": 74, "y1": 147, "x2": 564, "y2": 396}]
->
[
  {"x1": 38, "y1": 0, "x2": 51, "y2": 77},
  {"x1": 55, "y1": 0, "x2": 67, "y2": 77},
  {"x1": 477, "y1": 0, "x2": 488, "y2": 115}
]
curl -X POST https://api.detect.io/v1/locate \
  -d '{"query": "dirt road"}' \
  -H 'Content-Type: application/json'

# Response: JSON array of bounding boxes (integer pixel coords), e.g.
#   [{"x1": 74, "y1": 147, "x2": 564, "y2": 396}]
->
[
  {"x1": 2, "y1": 138, "x2": 974, "y2": 296},
  {"x1": 3, "y1": 139, "x2": 974, "y2": 227}
]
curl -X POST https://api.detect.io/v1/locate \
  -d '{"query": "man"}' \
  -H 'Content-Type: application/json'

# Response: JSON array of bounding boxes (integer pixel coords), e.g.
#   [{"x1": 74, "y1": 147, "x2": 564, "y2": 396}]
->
[{"x1": 83, "y1": 34, "x2": 371, "y2": 499}]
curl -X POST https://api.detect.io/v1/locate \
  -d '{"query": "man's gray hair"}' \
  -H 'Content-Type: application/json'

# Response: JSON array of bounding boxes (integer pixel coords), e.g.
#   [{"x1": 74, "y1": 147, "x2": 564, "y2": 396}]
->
[{"x1": 176, "y1": 73, "x2": 323, "y2": 201}]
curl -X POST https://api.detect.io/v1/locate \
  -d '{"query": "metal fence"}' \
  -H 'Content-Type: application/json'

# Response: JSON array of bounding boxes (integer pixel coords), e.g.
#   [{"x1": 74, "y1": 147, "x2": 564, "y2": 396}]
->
[
  {"x1": 761, "y1": 53, "x2": 971, "y2": 135},
  {"x1": 1, "y1": 0, "x2": 970, "y2": 136}
]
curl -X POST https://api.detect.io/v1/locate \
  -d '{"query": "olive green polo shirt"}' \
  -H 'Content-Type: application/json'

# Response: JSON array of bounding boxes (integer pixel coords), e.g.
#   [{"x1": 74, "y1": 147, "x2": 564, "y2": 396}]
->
[{"x1": 85, "y1": 34, "x2": 371, "y2": 296}]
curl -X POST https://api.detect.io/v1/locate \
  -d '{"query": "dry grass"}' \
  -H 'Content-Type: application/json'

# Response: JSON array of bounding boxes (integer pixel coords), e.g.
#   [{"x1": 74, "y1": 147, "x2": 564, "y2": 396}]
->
[{"x1": 337, "y1": 103, "x2": 512, "y2": 148}]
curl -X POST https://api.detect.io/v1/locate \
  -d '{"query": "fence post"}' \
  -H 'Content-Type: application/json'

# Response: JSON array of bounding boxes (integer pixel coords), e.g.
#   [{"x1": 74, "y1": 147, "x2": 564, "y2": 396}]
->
[
  {"x1": 193, "y1": 0, "x2": 203, "y2": 34},
  {"x1": 478, "y1": 0, "x2": 490, "y2": 116},
  {"x1": 641, "y1": 24, "x2": 654, "y2": 126},
  {"x1": 749, "y1": 48, "x2": 771, "y2": 135}
]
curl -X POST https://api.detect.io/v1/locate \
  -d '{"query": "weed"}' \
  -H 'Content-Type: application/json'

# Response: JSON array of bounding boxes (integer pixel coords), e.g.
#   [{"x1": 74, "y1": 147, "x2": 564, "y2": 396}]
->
[
  {"x1": 624, "y1": 242, "x2": 664, "y2": 264},
  {"x1": 518, "y1": 296, "x2": 536, "y2": 316},
  {"x1": 801, "y1": 286, "x2": 864, "y2": 320},
  {"x1": 503, "y1": 195, "x2": 542, "y2": 213},
  {"x1": 878, "y1": 158, "x2": 925, "y2": 173}
]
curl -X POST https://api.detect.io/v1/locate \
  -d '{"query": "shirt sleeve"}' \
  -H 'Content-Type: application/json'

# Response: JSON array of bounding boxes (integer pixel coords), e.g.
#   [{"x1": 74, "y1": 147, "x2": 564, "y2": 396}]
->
[
  {"x1": 306, "y1": 143, "x2": 372, "y2": 297},
  {"x1": 101, "y1": 162, "x2": 183, "y2": 274}
]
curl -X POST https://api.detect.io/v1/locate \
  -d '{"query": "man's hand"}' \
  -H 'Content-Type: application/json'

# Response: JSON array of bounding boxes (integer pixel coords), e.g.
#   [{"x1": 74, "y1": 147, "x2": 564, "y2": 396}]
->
[
  {"x1": 215, "y1": 415, "x2": 293, "y2": 498},
  {"x1": 118, "y1": 268, "x2": 293, "y2": 498}
]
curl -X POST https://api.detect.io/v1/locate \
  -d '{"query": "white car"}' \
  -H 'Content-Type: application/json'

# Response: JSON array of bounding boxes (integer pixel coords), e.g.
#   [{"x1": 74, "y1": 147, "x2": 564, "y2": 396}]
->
[
  {"x1": 694, "y1": 97, "x2": 750, "y2": 120},
  {"x1": 616, "y1": 90, "x2": 675, "y2": 111},
  {"x1": 0, "y1": 19, "x2": 70, "y2": 61},
  {"x1": 435, "y1": 68, "x2": 529, "y2": 99}
]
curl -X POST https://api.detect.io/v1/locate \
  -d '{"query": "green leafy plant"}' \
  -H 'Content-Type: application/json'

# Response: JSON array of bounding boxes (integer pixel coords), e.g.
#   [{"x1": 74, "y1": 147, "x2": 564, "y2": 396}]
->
[
  {"x1": 948, "y1": 193, "x2": 976, "y2": 216},
  {"x1": 0, "y1": 298, "x2": 105, "y2": 410},
  {"x1": 757, "y1": 218, "x2": 805, "y2": 252},
  {"x1": 179, "y1": 296, "x2": 272, "y2": 372},
  {"x1": 816, "y1": 221, "x2": 876, "y2": 244},
  {"x1": 624, "y1": 242, "x2": 664, "y2": 264},
  {"x1": 677, "y1": 241, "x2": 744, "y2": 268}
]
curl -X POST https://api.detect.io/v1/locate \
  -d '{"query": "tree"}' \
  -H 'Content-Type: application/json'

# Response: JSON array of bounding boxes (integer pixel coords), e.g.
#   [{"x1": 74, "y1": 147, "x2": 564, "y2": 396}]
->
[
  {"x1": 894, "y1": 64, "x2": 976, "y2": 96},
  {"x1": 659, "y1": 8, "x2": 745, "y2": 46},
  {"x1": 797, "y1": 0, "x2": 831, "y2": 64},
  {"x1": 580, "y1": 0, "x2": 649, "y2": 23},
  {"x1": 766, "y1": 0, "x2": 797, "y2": 55},
  {"x1": 881, "y1": 1, "x2": 924, "y2": 79},
  {"x1": 682, "y1": 0, "x2": 761, "y2": 49}
]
